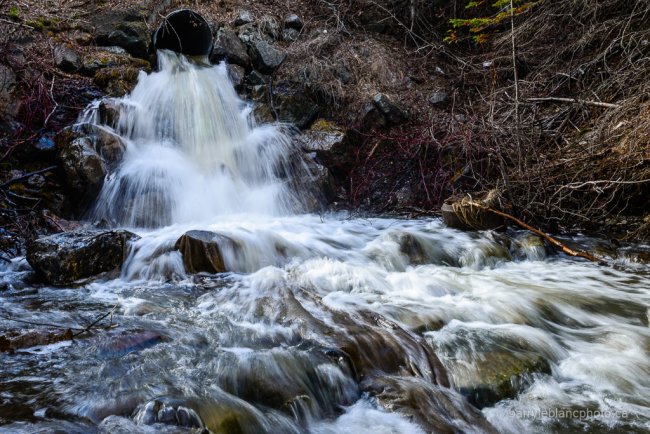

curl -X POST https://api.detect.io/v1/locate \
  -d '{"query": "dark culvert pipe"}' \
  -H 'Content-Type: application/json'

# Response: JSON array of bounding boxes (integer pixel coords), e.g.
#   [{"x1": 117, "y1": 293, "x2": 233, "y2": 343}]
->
[{"x1": 153, "y1": 9, "x2": 213, "y2": 57}]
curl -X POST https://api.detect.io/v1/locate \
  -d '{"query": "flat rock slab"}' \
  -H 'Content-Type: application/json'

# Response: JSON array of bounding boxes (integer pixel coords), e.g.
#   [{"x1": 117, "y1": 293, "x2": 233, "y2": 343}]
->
[{"x1": 27, "y1": 230, "x2": 140, "y2": 286}]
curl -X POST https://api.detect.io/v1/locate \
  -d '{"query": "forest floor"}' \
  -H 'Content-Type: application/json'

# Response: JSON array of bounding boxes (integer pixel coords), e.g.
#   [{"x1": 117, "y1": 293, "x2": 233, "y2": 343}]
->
[{"x1": 1, "y1": 0, "x2": 649, "y2": 257}]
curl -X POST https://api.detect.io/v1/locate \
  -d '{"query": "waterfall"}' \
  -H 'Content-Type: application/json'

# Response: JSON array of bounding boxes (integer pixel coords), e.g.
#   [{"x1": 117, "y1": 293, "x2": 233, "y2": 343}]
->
[{"x1": 87, "y1": 50, "x2": 310, "y2": 228}]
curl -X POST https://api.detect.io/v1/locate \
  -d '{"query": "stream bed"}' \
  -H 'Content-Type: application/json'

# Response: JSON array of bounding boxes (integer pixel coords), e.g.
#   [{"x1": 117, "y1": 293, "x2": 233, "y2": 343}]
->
[{"x1": 1, "y1": 215, "x2": 649, "y2": 433}]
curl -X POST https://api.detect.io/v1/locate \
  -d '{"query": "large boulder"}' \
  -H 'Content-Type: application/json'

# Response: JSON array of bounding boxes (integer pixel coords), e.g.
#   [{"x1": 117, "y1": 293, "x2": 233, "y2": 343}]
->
[
  {"x1": 210, "y1": 27, "x2": 251, "y2": 69},
  {"x1": 81, "y1": 47, "x2": 151, "y2": 96},
  {"x1": 26, "y1": 230, "x2": 140, "y2": 285},
  {"x1": 174, "y1": 230, "x2": 238, "y2": 274},
  {"x1": 249, "y1": 40, "x2": 286, "y2": 74},
  {"x1": 91, "y1": 10, "x2": 150, "y2": 59},
  {"x1": 57, "y1": 136, "x2": 106, "y2": 203},
  {"x1": 428, "y1": 325, "x2": 553, "y2": 408},
  {"x1": 361, "y1": 376, "x2": 498, "y2": 433}
]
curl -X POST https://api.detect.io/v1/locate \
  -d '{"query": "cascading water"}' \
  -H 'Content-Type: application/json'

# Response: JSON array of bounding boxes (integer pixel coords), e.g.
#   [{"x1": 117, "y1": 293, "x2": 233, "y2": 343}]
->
[
  {"x1": 1, "y1": 38, "x2": 650, "y2": 434},
  {"x1": 89, "y1": 50, "x2": 310, "y2": 228}
]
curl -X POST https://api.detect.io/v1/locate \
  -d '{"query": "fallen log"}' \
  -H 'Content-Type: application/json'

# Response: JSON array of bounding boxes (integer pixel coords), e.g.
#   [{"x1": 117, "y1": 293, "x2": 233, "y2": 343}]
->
[{"x1": 464, "y1": 200, "x2": 601, "y2": 263}]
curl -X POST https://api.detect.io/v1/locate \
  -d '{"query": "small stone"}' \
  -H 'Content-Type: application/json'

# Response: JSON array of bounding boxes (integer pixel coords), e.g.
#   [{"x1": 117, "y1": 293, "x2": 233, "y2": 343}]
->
[
  {"x1": 372, "y1": 93, "x2": 409, "y2": 126},
  {"x1": 233, "y1": 10, "x2": 253, "y2": 27},
  {"x1": 54, "y1": 45, "x2": 81, "y2": 72},
  {"x1": 428, "y1": 91, "x2": 449, "y2": 107},
  {"x1": 284, "y1": 14, "x2": 303, "y2": 30}
]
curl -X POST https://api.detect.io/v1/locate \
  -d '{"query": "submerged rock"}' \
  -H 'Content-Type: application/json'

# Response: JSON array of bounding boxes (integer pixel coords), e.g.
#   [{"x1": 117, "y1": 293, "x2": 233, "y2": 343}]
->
[
  {"x1": 0, "y1": 328, "x2": 73, "y2": 353},
  {"x1": 26, "y1": 230, "x2": 139, "y2": 285},
  {"x1": 456, "y1": 350, "x2": 550, "y2": 408},
  {"x1": 362, "y1": 375, "x2": 498, "y2": 433},
  {"x1": 133, "y1": 399, "x2": 203, "y2": 429},
  {"x1": 95, "y1": 331, "x2": 166, "y2": 358},
  {"x1": 175, "y1": 230, "x2": 238, "y2": 274}
]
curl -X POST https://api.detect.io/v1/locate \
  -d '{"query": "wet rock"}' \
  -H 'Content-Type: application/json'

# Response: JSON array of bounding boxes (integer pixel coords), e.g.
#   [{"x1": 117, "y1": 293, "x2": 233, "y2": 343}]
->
[
  {"x1": 98, "y1": 98, "x2": 121, "y2": 128},
  {"x1": 58, "y1": 123, "x2": 127, "y2": 177},
  {"x1": 458, "y1": 351, "x2": 550, "y2": 408},
  {"x1": 372, "y1": 93, "x2": 409, "y2": 126},
  {"x1": 93, "y1": 127, "x2": 127, "y2": 169},
  {"x1": 210, "y1": 27, "x2": 251, "y2": 69},
  {"x1": 57, "y1": 136, "x2": 106, "y2": 202},
  {"x1": 362, "y1": 375, "x2": 498, "y2": 433},
  {"x1": 95, "y1": 331, "x2": 166, "y2": 357},
  {"x1": 233, "y1": 10, "x2": 253, "y2": 27},
  {"x1": 284, "y1": 14, "x2": 303, "y2": 30},
  {"x1": 249, "y1": 40, "x2": 286, "y2": 74},
  {"x1": 429, "y1": 326, "x2": 553, "y2": 409},
  {"x1": 175, "y1": 230, "x2": 238, "y2": 274},
  {"x1": 54, "y1": 45, "x2": 81, "y2": 72},
  {"x1": 94, "y1": 66, "x2": 143, "y2": 96},
  {"x1": 441, "y1": 189, "x2": 506, "y2": 231},
  {"x1": 26, "y1": 230, "x2": 139, "y2": 285},
  {"x1": 511, "y1": 233, "x2": 547, "y2": 260},
  {"x1": 227, "y1": 64, "x2": 246, "y2": 89},
  {"x1": 133, "y1": 399, "x2": 203, "y2": 428},
  {"x1": 428, "y1": 91, "x2": 449, "y2": 107},
  {"x1": 0, "y1": 328, "x2": 73, "y2": 352}
]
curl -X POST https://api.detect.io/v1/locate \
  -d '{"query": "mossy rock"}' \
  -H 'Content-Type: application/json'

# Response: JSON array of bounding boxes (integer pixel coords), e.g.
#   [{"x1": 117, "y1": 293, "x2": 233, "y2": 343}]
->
[
  {"x1": 456, "y1": 350, "x2": 550, "y2": 408},
  {"x1": 94, "y1": 66, "x2": 142, "y2": 96}
]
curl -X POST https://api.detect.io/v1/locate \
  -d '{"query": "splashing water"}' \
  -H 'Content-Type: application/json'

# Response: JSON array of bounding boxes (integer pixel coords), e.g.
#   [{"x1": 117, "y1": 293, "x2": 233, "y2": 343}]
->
[
  {"x1": 1, "y1": 49, "x2": 650, "y2": 434},
  {"x1": 88, "y1": 50, "x2": 310, "y2": 228}
]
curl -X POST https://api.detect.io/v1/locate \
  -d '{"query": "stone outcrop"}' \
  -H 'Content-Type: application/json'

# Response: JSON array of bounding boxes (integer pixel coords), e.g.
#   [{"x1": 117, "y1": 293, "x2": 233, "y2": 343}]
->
[{"x1": 26, "y1": 230, "x2": 139, "y2": 285}]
